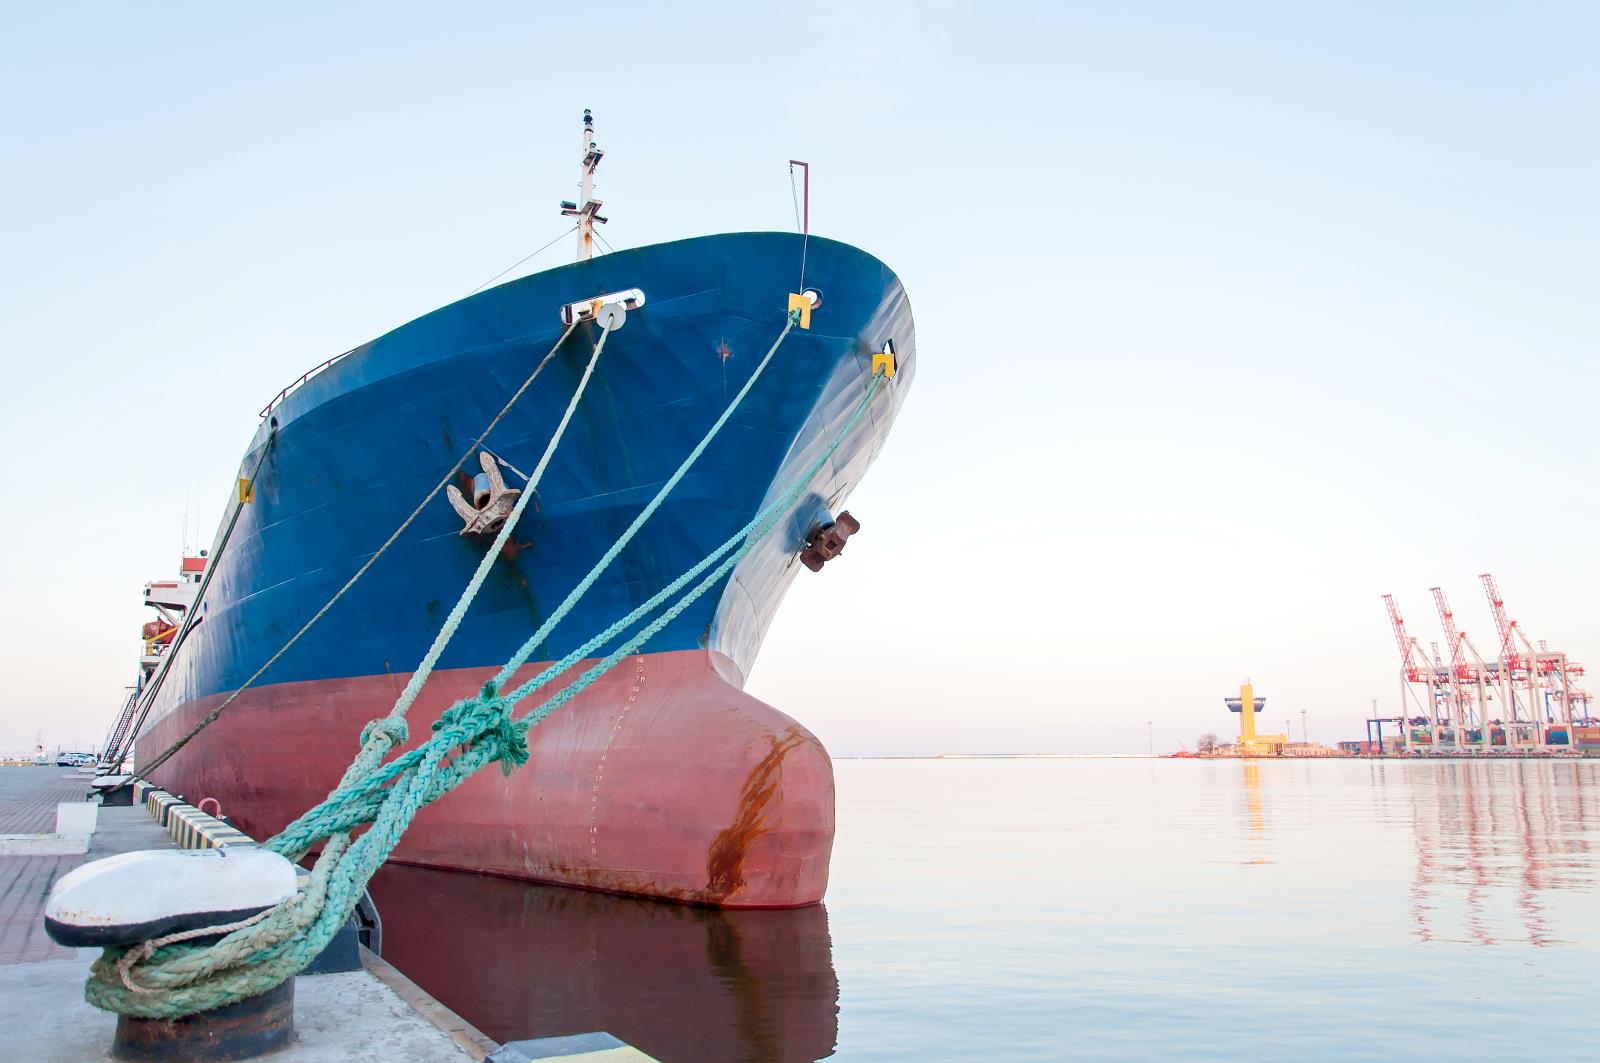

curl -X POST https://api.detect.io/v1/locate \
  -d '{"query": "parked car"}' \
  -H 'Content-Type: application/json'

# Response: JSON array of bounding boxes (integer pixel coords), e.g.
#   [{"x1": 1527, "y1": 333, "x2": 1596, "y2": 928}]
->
[{"x1": 55, "y1": 752, "x2": 96, "y2": 767}]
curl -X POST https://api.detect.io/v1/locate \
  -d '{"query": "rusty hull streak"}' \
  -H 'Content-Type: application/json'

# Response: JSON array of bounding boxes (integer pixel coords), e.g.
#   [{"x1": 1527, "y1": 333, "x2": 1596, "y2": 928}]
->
[
  {"x1": 705, "y1": 726, "x2": 808, "y2": 903},
  {"x1": 511, "y1": 725, "x2": 814, "y2": 907}
]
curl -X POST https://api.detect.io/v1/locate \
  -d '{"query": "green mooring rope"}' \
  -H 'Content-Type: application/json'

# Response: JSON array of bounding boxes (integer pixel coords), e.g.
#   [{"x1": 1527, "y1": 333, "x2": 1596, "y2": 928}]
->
[
  {"x1": 87, "y1": 305, "x2": 886, "y2": 1020},
  {"x1": 85, "y1": 316, "x2": 614, "y2": 1020},
  {"x1": 130, "y1": 319, "x2": 582, "y2": 783}
]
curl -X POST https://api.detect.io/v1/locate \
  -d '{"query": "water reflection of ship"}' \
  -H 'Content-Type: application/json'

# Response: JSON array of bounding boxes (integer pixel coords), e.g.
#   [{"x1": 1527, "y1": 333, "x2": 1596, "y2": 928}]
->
[
  {"x1": 1407, "y1": 762, "x2": 1595, "y2": 946},
  {"x1": 368, "y1": 865, "x2": 839, "y2": 1062}
]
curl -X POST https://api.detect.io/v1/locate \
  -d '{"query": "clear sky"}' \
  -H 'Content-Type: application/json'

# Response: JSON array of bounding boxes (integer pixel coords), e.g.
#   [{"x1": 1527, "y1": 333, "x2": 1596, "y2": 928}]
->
[{"x1": 2, "y1": 2, "x2": 1595, "y2": 755}]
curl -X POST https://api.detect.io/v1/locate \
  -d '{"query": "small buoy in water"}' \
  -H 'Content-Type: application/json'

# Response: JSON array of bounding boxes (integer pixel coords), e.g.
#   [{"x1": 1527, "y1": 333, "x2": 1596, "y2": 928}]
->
[{"x1": 44, "y1": 847, "x2": 296, "y2": 948}]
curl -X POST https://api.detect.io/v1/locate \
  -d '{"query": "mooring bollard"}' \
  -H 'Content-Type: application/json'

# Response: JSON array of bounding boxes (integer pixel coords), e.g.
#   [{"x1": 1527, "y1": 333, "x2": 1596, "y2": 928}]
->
[
  {"x1": 91, "y1": 774, "x2": 135, "y2": 806},
  {"x1": 44, "y1": 848, "x2": 299, "y2": 1060},
  {"x1": 111, "y1": 979, "x2": 294, "y2": 1061}
]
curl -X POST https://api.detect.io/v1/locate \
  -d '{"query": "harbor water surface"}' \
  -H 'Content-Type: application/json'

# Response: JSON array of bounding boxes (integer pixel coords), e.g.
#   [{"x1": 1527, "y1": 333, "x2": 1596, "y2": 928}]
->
[{"x1": 369, "y1": 758, "x2": 1597, "y2": 1061}]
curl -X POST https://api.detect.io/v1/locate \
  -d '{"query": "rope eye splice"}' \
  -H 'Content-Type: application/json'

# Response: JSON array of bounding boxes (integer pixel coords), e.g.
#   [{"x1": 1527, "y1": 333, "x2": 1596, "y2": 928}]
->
[
  {"x1": 357, "y1": 716, "x2": 408, "y2": 752},
  {"x1": 82, "y1": 292, "x2": 890, "y2": 1025}
]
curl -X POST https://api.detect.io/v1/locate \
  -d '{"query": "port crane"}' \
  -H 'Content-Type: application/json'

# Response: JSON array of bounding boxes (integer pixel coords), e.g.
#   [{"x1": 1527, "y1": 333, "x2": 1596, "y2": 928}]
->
[
  {"x1": 1383, "y1": 576, "x2": 1592, "y2": 753},
  {"x1": 1477, "y1": 574, "x2": 1590, "y2": 741},
  {"x1": 1382, "y1": 594, "x2": 1448, "y2": 745}
]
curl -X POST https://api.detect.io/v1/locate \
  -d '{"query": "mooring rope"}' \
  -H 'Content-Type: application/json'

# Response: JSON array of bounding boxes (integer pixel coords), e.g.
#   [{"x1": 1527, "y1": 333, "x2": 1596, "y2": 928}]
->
[
  {"x1": 129, "y1": 319, "x2": 581, "y2": 782},
  {"x1": 269, "y1": 367, "x2": 887, "y2": 842},
  {"x1": 384, "y1": 317, "x2": 613, "y2": 728},
  {"x1": 87, "y1": 307, "x2": 885, "y2": 1021},
  {"x1": 107, "y1": 428, "x2": 278, "y2": 772},
  {"x1": 482, "y1": 308, "x2": 800, "y2": 696},
  {"x1": 86, "y1": 315, "x2": 613, "y2": 1017}
]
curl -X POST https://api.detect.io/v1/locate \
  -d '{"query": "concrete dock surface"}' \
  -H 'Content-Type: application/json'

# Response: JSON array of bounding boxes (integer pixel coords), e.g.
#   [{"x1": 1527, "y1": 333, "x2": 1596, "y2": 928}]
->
[
  {"x1": 0, "y1": 767, "x2": 172, "y2": 964},
  {"x1": 2, "y1": 955, "x2": 489, "y2": 1061},
  {"x1": 0, "y1": 767, "x2": 495, "y2": 1060}
]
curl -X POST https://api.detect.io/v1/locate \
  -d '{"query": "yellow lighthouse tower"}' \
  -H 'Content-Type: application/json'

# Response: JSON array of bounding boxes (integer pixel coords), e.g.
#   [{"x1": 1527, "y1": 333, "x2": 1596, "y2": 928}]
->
[{"x1": 1229, "y1": 681, "x2": 1288, "y2": 756}]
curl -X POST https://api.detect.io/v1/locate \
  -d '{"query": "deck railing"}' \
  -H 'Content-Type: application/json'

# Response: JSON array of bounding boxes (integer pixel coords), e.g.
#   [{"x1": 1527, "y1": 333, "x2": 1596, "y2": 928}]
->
[{"x1": 259, "y1": 348, "x2": 357, "y2": 418}]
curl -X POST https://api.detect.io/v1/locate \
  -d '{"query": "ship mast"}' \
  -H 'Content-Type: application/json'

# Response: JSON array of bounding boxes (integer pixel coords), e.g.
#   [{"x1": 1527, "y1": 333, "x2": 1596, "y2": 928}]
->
[{"x1": 560, "y1": 109, "x2": 607, "y2": 261}]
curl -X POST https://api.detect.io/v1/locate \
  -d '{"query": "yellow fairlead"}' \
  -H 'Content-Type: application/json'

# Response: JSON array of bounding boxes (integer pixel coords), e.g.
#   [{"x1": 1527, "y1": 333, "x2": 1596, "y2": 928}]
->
[
  {"x1": 787, "y1": 292, "x2": 813, "y2": 329},
  {"x1": 873, "y1": 340, "x2": 898, "y2": 379}
]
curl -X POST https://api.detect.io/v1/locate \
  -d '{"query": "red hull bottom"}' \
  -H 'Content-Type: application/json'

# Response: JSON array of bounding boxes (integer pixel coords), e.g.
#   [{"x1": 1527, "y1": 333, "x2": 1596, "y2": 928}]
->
[{"x1": 139, "y1": 650, "x2": 834, "y2": 907}]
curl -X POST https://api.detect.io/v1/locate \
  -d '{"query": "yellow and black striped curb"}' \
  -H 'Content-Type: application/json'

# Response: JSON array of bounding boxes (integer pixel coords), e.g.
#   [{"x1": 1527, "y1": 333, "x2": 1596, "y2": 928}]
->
[
  {"x1": 133, "y1": 781, "x2": 256, "y2": 850},
  {"x1": 132, "y1": 782, "x2": 312, "y2": 890}
]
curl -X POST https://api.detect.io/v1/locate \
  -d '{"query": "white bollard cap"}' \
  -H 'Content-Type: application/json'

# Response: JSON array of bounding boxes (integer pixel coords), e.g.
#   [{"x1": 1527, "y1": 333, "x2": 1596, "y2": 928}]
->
[{"x1": 44, "y1": 847, "x2": 297, "y2": 948}]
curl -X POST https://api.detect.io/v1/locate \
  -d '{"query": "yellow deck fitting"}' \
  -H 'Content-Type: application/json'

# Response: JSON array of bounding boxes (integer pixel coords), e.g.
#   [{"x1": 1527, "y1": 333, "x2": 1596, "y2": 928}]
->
[
  {"x1": 787, "y1": 292, "x2": 812, "y2": 330},
  {"x1": 872, "y1": 340, "x2": 897, "y2": 379},
  {"x1": 238, "y1": 477, "x2": 255, "y2": 504}
]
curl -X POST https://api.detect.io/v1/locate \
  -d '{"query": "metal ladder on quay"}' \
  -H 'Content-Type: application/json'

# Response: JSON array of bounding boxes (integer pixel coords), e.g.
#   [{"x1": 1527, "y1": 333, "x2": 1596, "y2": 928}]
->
[{"x1": 102, "y1": 688, "x2": 140, "y2": 767}]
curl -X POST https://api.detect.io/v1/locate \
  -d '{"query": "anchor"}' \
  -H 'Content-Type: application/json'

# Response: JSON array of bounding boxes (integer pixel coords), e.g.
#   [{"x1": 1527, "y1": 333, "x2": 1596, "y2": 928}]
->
[
  {"x1": 447, "y1": 451, "x2": 522, "y2": 538},
  {"x1": 800, "y1": 510, "x2": 860, "y2": 572}
]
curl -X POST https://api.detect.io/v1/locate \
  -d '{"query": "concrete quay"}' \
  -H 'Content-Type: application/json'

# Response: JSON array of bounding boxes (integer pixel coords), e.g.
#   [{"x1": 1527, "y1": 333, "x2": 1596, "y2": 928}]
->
[{"x1": 0, "y1": 766, "x2": 606, "y2": 1062}]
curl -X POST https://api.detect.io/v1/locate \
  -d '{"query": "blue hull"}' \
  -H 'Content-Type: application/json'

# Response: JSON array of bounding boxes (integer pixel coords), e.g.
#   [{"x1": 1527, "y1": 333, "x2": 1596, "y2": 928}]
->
[{"x1": 145, "y1": 231, "x2": 914, "y2": 726}]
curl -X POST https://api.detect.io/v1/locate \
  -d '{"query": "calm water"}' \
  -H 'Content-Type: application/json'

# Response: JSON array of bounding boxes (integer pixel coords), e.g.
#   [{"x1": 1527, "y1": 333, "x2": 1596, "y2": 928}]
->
[{"x1": 369, "y1": 758, "x2": 1599, "y2": 1061}]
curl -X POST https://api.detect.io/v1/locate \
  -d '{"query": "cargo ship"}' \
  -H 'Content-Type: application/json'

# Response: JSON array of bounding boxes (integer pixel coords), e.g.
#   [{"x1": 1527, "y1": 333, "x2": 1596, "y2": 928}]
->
[{"x1": 109, "y1": 113, "x2": 914, "y2": 908}]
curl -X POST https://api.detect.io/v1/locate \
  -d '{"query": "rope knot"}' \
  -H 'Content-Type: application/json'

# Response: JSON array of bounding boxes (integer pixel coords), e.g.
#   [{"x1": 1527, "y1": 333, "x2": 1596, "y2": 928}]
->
[
  {"x1": 489, "y1": 714, "x2": 532, "y2": 775},
  {"x1": 358, "y1": 717, "x2": 408, "y2": 750},
  {"x1": 431, "y1": 685, "x2": 529, "y2": 775}
]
